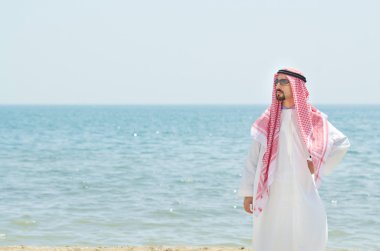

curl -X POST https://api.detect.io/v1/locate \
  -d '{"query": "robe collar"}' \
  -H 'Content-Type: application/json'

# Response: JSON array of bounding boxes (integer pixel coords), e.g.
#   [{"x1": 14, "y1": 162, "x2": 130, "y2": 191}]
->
[{"x1": 281, "y1": 104, "x2": 295, "y2": 110}]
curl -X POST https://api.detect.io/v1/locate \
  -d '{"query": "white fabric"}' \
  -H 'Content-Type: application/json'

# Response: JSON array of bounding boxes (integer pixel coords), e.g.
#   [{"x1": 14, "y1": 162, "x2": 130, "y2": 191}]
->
[
  {"x1": 238, "y1": 108, "x2": 350, "y2": 251},
  {"x1": 320, "y1": 120, "x2": 350, "y2": 177}
]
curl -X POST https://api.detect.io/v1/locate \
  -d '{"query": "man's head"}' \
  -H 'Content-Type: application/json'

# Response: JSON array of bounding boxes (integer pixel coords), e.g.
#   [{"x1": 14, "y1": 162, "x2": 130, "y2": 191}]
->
[
  {"x1": 273, "y1": 68, "x2": 307, "y2": 106},
  {"x1": 275, "y1": 73, "x2": 293, "y2": 102}
]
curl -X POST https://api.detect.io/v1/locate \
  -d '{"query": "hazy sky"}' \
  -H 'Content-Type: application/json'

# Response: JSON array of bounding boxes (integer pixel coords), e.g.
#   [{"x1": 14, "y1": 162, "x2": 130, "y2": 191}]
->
[{"x1": 1, "y1": 0, "x2": 379, "y2": 105}]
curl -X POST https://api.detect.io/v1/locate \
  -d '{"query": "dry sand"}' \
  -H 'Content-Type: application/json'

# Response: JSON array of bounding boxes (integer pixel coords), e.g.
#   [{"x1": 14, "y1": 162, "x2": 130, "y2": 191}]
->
[
  {"x1": 0, "y1": 247, "x2": 246, "y2": 251},
  {"x1": 0, "y1": 246, "x2": 354, "y2": 251}
]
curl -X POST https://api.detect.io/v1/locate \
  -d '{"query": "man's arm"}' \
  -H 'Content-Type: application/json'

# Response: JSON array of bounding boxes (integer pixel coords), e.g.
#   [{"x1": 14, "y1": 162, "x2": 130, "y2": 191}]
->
[
  {"x1": 322, "y1": 121, "x2": 351, "y2": 176},
  {"x1": 238, "y1": 139, "x2": 261, "y2": 197}
]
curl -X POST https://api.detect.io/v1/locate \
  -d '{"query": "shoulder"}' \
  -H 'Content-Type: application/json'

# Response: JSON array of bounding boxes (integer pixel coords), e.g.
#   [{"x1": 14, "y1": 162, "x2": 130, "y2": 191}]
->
[
  {"x1": 327, "y1": 120, "x2": 343, "y2": 136},
  {"x1": 320, "y1": 111, "x2": 328, "y2": 119},
  {"x1": 312, "y1": 105, "x2": 328, "y2": 119}
]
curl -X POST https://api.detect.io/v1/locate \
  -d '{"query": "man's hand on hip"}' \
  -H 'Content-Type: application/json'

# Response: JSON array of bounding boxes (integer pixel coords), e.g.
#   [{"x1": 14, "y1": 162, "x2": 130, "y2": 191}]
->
[{"x1": 243, "y1": 196, "x2": 253, "y2": 214}]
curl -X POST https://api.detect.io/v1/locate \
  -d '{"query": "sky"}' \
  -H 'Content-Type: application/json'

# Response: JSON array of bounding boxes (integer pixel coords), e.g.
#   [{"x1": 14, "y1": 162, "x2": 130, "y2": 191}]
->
[{"x1": 1, "y1": 0, "x2": 379, "y2": 105}]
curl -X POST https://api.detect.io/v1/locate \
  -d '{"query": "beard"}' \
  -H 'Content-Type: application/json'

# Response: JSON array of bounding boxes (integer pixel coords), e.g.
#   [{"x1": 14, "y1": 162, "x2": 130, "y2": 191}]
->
[{"x1": 276, "y1": 91, "x2": 285, "y2": 101}]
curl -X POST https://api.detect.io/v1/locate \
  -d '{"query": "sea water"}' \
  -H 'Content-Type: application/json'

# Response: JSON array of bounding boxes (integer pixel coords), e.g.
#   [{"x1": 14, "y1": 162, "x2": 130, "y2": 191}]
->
[{"x1": 0, "y1": 104, "x2": 378, "y2": 250}]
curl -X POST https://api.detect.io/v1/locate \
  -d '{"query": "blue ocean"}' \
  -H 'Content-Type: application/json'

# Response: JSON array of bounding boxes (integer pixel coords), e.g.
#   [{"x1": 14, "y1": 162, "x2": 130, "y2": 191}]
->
[{"x1": 0, "y1": 105, "x2": 379, "y2": 250}]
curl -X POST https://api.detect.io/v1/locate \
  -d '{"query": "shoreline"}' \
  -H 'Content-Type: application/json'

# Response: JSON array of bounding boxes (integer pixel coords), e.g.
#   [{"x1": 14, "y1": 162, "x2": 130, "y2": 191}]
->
[{"x1": 0, "y1": 246, "x2": 356, "y2": 251}]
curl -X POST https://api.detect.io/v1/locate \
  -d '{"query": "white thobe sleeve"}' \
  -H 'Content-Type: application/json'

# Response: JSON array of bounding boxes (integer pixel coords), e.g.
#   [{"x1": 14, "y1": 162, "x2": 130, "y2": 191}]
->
[
  {"x1": 238, "y1": 139, "x2": 261, "y2": 197},
  {"x1": 321, "y1": 121, "x2": 351, "y2": 176}
]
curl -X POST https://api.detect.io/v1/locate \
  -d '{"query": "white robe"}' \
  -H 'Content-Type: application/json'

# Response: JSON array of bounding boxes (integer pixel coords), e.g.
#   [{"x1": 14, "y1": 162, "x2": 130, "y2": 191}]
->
[{"x1": 238, "y1": 107, "x2": 350, "y2": 251}]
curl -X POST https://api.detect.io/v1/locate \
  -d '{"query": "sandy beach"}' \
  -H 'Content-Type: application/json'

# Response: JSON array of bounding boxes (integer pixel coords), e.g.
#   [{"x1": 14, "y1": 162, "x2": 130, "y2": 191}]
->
[
  {"x1": 0, "y1": 247, "x2": 245, "y2": 251},
  {"x1": 0, "y1": 246, "x2": 355, "y2": 251}
]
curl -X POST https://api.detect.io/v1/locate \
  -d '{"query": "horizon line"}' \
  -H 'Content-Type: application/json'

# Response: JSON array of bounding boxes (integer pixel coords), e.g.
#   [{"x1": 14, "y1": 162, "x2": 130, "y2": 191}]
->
[{"x1": 0, "y1": 103, "x2": 379, "y2": 106}]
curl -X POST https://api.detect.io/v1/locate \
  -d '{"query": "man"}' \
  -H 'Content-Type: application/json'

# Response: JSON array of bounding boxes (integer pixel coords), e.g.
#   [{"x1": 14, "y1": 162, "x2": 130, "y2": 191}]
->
[{"x1": 238, "y1": 67, "x2": 350, "y2": 251}]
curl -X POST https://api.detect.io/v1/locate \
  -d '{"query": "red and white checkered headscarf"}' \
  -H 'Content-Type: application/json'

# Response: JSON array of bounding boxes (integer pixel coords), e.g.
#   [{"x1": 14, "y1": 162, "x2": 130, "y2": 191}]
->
[{"x1": 251, "y1": 67, "x2": 329, "y2": 217}]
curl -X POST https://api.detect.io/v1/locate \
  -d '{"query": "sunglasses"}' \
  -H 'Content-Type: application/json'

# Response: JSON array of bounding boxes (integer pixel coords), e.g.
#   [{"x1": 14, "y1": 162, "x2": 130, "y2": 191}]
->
[{"x1": 274, "y1": 79, "x2": 290, "y2": 86}]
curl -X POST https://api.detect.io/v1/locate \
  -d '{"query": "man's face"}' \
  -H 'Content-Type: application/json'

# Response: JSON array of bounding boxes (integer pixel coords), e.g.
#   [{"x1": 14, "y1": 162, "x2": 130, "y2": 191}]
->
[{"x1": 275, "y1": 73, "x2": 293, "y2": 101}]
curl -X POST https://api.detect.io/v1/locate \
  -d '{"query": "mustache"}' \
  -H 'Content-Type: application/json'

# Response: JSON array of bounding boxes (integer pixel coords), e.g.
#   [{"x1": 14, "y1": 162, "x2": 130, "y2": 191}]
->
[{"x1": 276, "y1": 89, "x2": 283, "y2": 93}]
